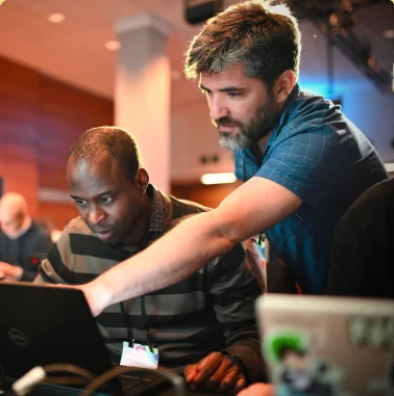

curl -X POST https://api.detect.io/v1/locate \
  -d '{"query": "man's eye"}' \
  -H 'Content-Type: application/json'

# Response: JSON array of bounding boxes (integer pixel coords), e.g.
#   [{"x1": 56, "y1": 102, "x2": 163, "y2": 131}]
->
[
  {"x1": 75, "y1": 200, "x2": 87, "y2": 207},
  {"x1": 228, "y1": 92, "x2": 242, "y2": 98},
  {"x1": 100, "y1": 196, "x2": 113, "y2": 205}
]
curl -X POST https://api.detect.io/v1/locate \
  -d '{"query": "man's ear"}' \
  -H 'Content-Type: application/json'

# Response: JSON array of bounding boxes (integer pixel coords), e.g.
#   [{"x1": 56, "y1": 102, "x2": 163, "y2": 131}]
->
[
  {"x1": 273, "y1": 70, "x2": 296, "y2": 105},
  {"x1": 135, "y1": 167, "x2": 149, "y2": 194}
]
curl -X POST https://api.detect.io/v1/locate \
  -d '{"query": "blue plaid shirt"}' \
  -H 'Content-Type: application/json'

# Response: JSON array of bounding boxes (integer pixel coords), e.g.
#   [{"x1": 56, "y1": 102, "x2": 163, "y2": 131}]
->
[{"x1": 234, "y1": 84, "x2": 388, "y2": 293}]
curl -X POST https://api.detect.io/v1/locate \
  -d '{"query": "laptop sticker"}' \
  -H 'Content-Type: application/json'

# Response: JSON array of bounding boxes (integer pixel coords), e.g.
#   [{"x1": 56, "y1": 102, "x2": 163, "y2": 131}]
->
[{"x1": 264, "y1": 330, "x2": 343, "y2": 396}]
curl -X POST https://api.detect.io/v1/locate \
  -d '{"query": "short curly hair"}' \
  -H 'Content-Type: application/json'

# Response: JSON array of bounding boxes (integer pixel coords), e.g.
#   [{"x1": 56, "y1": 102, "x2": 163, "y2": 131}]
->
[
  {"x1": 68, "y1": 126, "x2": 143, "y2": 181},
  {"x1": 185, "y1": 0, "x2": 301, "y2": 89}
]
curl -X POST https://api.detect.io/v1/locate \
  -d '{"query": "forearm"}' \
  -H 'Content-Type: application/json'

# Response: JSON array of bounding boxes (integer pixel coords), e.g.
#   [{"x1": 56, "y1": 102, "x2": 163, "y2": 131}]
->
[
  {"x1": 221, "y1": 315, "x2": 265, "y2": 382},
  {"x1": 89, "y1": 210, "x2": 237, "y2": 308},
  {"x1": 86, "y1": 178, "x2": 301, "y2": 314}
]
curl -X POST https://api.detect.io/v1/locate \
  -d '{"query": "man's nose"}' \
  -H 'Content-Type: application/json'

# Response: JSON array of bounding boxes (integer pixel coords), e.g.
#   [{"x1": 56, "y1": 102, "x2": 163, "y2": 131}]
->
[
  {"x1": 88, "y1": 206, "x2": 106, "y2": 226},
  {"x1": 208, "y1": 96, "x2": 230, "y2": 121}
]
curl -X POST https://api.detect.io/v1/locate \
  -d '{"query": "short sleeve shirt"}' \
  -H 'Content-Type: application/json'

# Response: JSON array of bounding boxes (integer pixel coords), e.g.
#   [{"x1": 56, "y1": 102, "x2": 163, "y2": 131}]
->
[{"x1": 234, "y1": 84, "x2": 388, "y2": 293}]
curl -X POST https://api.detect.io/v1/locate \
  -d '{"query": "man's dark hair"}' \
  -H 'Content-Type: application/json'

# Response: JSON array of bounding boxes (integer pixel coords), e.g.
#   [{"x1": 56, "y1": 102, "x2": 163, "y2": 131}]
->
[
  {"x1": 185, "y1": 0, "x2": 301, "y2": 89},
  {"x1": 279, "y1": 345, "x2": 305, "y2": 360},
  {"x1": 68, "y1": 126, "x2": 143, "y2": 181}
]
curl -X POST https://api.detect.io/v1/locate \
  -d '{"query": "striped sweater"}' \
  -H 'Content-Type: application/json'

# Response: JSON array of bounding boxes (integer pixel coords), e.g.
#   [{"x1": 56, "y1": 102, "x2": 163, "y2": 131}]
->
[{"x1": 36, "y1": 185, "x2": 265, "y2": 382}]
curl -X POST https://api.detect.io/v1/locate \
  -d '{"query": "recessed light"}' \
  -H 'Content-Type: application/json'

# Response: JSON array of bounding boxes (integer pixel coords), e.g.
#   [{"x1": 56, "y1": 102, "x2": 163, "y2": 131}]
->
[
  {"x1": 105, "y1": 40, "x2": 121, "y2": 51},
  {"x1": 201, "y1": 172, "x2": 237, "y2": 185},
  {"x1": 48, "y1": 13, "x2": 65, "y2": 24}
]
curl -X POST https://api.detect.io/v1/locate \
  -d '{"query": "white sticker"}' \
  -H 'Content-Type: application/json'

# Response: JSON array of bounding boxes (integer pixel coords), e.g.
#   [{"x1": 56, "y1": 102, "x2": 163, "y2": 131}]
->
[{"x1": 120, "y1": 342, "x2": 159, "y2": 369}]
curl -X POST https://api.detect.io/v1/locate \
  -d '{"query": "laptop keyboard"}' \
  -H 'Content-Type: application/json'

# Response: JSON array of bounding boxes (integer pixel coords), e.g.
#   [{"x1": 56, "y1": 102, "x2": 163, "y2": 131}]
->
[{"x1": 120, "y1": 375, "x2": 152, "y2": 390}]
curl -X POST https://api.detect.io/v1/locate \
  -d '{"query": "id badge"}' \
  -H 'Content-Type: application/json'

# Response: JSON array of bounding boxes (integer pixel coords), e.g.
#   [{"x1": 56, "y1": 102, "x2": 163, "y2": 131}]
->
[
  {"x1": 244, "y1": 236, "x2": 268, "y2": 292},
  {"x1": 120, "y1": 341, "x2": 159, "y2": 369}
]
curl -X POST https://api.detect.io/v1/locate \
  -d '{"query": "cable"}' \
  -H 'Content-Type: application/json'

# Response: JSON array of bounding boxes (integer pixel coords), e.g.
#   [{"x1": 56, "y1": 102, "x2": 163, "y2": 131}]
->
[
  {"x1": 12, "y1": 367, "x2": 46, "y2": 396},
  {"x1": 11, "y1": 364, "x2": 95, "y2": 396},
  {"x1": 82, "y1": 366, "x2": 184, "y2": 396},
  {"x1": 42, "y1": 364, "x2": 95, "y2": 383}
]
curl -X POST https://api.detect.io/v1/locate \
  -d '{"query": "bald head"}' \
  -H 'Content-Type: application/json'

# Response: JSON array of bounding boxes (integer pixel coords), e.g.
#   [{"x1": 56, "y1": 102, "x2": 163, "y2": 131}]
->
[{"x1": 0, "y1": 192, "x2": 29, "y2": 237}]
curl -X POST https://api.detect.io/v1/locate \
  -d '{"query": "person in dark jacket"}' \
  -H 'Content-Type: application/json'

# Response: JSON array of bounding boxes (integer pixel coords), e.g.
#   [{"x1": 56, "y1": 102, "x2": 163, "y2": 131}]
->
[{"x1": 325, "y1": 178, "x2": 394, "y2": 299}]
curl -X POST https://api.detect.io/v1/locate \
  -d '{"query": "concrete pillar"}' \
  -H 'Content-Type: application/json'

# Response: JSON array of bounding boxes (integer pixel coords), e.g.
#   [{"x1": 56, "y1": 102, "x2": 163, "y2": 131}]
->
[{"x1": 115, "y1": 13, "x2": 171, "y2": 192}]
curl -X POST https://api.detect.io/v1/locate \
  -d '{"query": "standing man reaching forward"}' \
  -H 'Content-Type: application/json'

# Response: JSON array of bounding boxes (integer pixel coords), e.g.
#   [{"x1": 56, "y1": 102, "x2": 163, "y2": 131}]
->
[{"x1": 79, "y1": 0, "x2": 387, "y2": 314}]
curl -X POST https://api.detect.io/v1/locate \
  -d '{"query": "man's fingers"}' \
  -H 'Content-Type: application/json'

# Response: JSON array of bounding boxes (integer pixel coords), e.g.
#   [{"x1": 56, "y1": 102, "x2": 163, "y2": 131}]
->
[
  {"x1": 184, "y1": 364, "x2": 198, "y2": 383},
  {"x1": 204, "y1": 357, "x2": 233, "y2": 391},
  {"x1": 217, "y1": 369, "x2": 240, "y2": 393},
  {"x1": 234, "y1": 376, "x2": 247, "y2": 393},
  {"x1": 192, "y1": 352, "x2": 223, "y2": 387}
]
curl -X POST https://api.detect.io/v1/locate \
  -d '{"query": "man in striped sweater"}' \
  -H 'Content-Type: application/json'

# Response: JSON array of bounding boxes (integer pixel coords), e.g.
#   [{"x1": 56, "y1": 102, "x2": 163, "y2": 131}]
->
[{"x1": 36, "y1": 126, "x2": 265, "y2": 394}]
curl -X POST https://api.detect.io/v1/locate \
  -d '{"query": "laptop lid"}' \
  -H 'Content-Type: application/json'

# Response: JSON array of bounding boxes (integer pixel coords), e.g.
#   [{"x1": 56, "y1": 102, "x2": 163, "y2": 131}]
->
[
  {"x1": 0, "y1": 282, "x2": 114, "y2": 380},
  {"x1": 255, "y1": 294, "x2": 394, "y2": 396}
]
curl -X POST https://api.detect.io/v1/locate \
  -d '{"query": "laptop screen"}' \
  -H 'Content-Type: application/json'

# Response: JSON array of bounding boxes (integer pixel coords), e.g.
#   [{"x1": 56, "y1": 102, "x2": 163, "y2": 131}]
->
[{"x1": 0, "y1": 282, "x2": 114, "y2": 380}]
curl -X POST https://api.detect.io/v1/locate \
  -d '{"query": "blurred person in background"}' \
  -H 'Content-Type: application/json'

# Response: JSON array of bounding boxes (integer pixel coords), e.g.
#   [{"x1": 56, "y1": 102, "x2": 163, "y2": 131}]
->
[{"x1": 0, "y1": 192, "x2": 52, "y2": 281}]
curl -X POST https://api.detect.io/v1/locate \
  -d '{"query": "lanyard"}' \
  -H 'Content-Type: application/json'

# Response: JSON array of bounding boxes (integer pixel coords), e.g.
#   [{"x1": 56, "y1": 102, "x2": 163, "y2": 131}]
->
[
  {"x1": 119, "y1": 210, "x2": 156, "y2": 351},
  {"x1": 120, "y1": 295, "x2": 154, "y2": 352}
]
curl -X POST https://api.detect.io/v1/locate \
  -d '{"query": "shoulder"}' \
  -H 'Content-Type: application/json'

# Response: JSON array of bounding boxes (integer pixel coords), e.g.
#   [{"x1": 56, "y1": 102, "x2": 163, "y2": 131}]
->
[
  {"x1": 53, "y1": 217, "x2": 94, "y2": 254},
  {"x1": 65, "y1": 217, "x2": 94, "y2": 236},
  {"x1": 281, "y1": 90, "x2": 335, "y2": 134},
  {"x1": 27, "y1": 221, "x2": 51, "y2": 242},
  {"x1": 276, "y1": 89, "x2": 358, "y2": 146},
  {"x1": 169, "y1": 195, "x2": 211, "y2": 222}
]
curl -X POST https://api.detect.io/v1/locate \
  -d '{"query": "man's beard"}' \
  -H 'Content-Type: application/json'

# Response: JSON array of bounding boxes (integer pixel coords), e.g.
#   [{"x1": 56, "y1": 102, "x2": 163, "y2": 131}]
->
[{"x1": 214, "y1": 97, "x2": 279, "y2": 151}]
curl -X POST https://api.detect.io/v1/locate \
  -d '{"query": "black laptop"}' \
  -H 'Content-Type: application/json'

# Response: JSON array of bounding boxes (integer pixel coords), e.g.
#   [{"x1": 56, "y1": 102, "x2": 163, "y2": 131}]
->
[{"x1": 0, "y1": 282, "x2": 178, "y2": 396}]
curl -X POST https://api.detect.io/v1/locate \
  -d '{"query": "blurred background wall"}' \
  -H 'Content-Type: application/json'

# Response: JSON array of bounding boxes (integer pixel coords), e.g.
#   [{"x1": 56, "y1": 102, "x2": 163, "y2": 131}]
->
[{"x1": 0, "y1": 0, "x2": 393, "y2": 227}]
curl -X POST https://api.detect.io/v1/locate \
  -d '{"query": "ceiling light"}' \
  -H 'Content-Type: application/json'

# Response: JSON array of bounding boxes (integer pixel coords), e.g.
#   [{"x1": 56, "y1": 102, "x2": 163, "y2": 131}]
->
[
  {"x1": 105, "y1": 40, "x2": 121, "y2": 51},
  {"x1": 201, "y1": 172, "x2": 237, "y2": 185},
  {"x1": 48, "y1": 13, "x2": 65, "y2": 24}
]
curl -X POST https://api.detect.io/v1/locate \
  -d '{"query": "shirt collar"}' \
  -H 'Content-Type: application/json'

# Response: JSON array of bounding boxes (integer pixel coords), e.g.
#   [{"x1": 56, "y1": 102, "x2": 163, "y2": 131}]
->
[
  {"x1": 111, "y1": 184, "x2": 171, "y2": 253},
  {"x1": 263, "y1": 83, "x2": 301, "y2": 153},
  {"x1": 146, "y1": 183, "x2": 170, "y2": 234}
]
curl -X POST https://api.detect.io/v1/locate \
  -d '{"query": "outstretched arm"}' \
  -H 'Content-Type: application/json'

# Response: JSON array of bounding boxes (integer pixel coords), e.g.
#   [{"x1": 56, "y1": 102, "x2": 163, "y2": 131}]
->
[{"x1": 82, "y1": 177, "x2": 301, "y2": 316}]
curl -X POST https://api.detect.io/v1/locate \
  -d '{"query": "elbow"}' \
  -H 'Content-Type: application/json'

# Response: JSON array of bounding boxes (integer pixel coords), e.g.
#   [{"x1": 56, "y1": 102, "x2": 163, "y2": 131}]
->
[
  {"x1": 209, "y1": 210, "x2": 242, "y2": 252},
  {"x1": 218, "y1": 229, "x2": 239, "y2": 251}
]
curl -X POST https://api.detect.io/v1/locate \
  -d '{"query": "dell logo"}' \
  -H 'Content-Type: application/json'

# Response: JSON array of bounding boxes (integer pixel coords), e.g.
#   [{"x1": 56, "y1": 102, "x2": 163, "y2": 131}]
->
[{"x1": 8, "y1": 328, "x2": 28, "y2": 347}]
